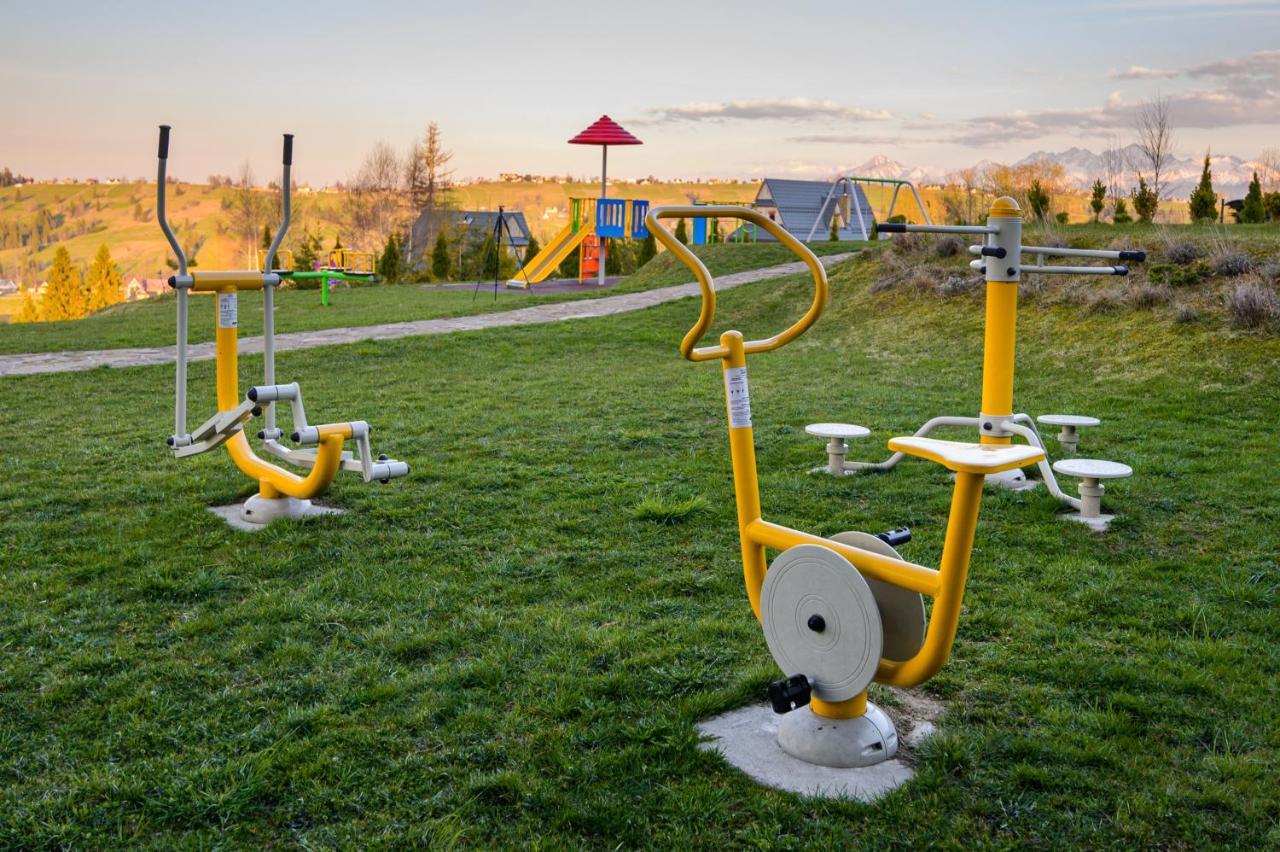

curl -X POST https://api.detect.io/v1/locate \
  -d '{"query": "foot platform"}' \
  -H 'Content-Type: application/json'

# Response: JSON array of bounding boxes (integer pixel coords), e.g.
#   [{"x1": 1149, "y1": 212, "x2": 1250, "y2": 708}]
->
[
  {"x1": 1051, "y1": 458, "x2": 1132, "y2": 531},
  {"x1": 1037, "y1": 414, "x2": 1100, "y2": 453},
  {"x1": 805, "y1": 423, "x2": 870, "y2": 475}
]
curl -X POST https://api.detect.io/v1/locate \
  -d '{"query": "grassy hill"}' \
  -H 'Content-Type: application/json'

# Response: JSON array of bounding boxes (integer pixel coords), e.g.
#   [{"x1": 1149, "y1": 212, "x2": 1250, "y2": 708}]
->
[{"x1": 0, "y1": 240, "x2": 1275, "y2": 845}]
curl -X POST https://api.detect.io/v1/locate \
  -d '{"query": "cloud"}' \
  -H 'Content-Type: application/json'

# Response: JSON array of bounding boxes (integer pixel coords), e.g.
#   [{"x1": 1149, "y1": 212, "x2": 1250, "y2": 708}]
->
[
  {"x1": 788, "y1": 133, "x2": 910, "y2": 145},
  {"x1": 1110, "y1": 65, "x2": 1178, "y2": 79},
  {"x1": 951, "y1": 49, "x2": 1280, "y2": 145},
  {"x1": 636, "y1": 98, "x2": 892, "y2": 125}
]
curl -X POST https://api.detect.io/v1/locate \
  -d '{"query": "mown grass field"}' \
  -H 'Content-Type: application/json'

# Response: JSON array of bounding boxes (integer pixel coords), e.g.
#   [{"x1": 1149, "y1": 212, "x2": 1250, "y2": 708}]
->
[
  {"x1": 0, "y1": 242, "x2": 858, "y2": 356},
  {"x1": 1, "y1": 239, "x2": 1278, "y2": 846}
]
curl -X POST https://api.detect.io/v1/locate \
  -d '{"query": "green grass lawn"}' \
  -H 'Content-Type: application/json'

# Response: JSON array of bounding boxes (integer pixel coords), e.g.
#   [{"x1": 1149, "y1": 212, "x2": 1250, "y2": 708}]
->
[
  {"x1": 1, "y1": 251, "x2": 1277, "y2": 846},
  {"x1": 0, "y1": 242, "x2": 859, "y2": 356}
]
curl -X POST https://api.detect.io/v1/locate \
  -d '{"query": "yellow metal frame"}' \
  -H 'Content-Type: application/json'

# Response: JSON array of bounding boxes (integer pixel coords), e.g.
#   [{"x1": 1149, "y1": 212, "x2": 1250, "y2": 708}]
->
[
  {"x1": 256, "y1": 248, "x2": 294, "y2": 272},
  {"x1": 189, "y1": 271, "x2": 354, "y2": 500},
  {"x1": 647, "y1": 205, "x2": 1018, "y2": 719},
  {"x1": 326, "y1": 249, "x2": 375, "y2": 275}
]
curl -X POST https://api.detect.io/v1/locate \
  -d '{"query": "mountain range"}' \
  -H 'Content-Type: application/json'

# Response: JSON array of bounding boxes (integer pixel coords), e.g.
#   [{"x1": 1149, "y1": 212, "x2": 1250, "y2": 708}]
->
[{"x1": 851, "y1": 147, "x2": 1265, "y2": 199}]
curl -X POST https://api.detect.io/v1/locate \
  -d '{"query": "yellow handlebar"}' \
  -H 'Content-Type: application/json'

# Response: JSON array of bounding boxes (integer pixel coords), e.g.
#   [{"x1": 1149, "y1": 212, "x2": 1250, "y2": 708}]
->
[{"x1": 645, "y1": 206, "x2": 829, "y2": 362}]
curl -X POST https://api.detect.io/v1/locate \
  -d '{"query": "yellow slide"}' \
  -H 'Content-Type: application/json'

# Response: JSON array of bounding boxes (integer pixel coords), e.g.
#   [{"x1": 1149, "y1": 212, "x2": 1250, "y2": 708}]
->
[{"x1": 506, "y1": 221, "x2": 592, "y2": 288}]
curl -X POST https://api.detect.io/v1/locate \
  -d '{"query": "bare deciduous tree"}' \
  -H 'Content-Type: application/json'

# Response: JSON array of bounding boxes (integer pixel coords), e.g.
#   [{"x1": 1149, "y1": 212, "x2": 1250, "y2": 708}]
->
[
  {"x1": 1134, "y1": 96, "x2": 1176, "y2": 202},
  {"x1": 1257, "y1": 147, "x2": 1280, "y2": 194},
  {"x1": 405, "y1": 123, "x2": 455, "y2": 257},
  {"x1": 1102, "y1": 135, "x2": 1128, "y2": 201},
  {"x1": 224, "y1": 161, "x2": 270, "y2": 266},
  {"x1": 343, "y1": 141, "x2": 405, "y2": 250}
]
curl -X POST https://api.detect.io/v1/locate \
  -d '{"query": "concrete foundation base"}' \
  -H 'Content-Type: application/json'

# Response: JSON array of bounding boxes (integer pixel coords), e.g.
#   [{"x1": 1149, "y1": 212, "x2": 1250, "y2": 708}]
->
[
  {"x1": 208, "y1": 500, "x2": 345, "y2": 532},
  {"x1": 1059, "y1": 511, "x2": 1115, "y2": 532},
  {"x1": 696, "y1": 689, "x2": 942, "y2": 801}
]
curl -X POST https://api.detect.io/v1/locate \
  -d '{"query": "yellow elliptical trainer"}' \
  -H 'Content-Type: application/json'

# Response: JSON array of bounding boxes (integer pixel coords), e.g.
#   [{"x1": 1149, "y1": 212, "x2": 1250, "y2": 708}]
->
[
  {"x1": 647, "y1": 205, "x2": 1048, "y2": 769},
  {"x1": 157, "y1": 126, "x2": 408, "y2": 528},
  {"x1": 811, "y1": 198, "x2": 1145, "y2": 531}
]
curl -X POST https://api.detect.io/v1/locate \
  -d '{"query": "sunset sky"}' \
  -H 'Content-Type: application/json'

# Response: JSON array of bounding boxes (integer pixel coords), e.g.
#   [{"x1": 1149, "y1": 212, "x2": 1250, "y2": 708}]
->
[{"x1": 3, "y1": 0, "x2": 1278, "y2": 185}]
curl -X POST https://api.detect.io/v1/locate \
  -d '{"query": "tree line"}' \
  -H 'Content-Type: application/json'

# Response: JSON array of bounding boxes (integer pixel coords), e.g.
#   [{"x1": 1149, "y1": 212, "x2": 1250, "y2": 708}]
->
[{"x1": 15, "y1": 243, "x2": 125, "y2": 323}]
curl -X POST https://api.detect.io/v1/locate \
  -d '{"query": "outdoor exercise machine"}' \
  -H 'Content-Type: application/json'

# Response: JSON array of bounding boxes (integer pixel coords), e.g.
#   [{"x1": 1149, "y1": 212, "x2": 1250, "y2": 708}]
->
[
  {"x1": 507, "y1": 116, "x2": 648, "y2": 288},
  {"x1": 806, "y1": 197, "x2": 1142, "y2": 529},
  {"x1": 157, "y1": 125, "x2": 408, "y2": 528},
  {"x1": 256, "y1": 247, "x2": 377, "y2": 307},
  {"x1": 804, "y1": 176, "x2": 932, "y2": 242},
  {"x1": 648, "y1": 203, "x2": 1047, "y2": 769}
]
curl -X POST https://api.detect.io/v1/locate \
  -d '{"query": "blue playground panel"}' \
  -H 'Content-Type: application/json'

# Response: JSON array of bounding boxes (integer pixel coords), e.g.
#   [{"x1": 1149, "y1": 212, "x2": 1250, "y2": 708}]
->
[
  {"x1": 692, "y1": 218, "x2": 707, "y2": 245},
  {"x1": 596, "y1": 199, "x2": 627, "y2": 238},
  {"x1": 630, "y1": 200, "x2": 650, "y2": 238}
]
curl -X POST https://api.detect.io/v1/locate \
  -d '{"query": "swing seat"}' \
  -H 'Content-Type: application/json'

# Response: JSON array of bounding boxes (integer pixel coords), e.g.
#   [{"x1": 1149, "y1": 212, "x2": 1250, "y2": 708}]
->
[{"x1": 888, "y1": 436, "x2": 1044, "y2": 475}]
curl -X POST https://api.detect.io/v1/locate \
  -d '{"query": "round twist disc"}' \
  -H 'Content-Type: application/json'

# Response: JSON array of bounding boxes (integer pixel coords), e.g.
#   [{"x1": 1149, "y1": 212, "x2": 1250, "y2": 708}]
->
[
  {"x1": 829, "y1": 532, "x2": 927, "y2": 662},
  {"x1": 760, "y1": 545, "x2": 883, "y2": 702}
]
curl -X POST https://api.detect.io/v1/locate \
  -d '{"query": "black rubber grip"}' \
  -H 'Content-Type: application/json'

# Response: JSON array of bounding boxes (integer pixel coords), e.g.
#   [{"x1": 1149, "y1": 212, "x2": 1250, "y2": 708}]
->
[
  {"x1": 1118, "y1": 250, "x2": 1146, "y2": 263},
  {"x1": 247, "y1": 387, "x2": 259, "y2": 402},
  {"x1": 1113, "y1": 265, "x2": 1129, "y2": 276},
  {"x1": 980, "y1": 246, "x2": 1007, "y2": 258},
  {"x1": 158, "y1": 125, "x2": 171, "y2": 159},
  {"x1": 877, "y1": 223, "x2": 907, "y2": 233},
  {"x1": 282, "y1": 134, "x2": 294, "y2": 166}
]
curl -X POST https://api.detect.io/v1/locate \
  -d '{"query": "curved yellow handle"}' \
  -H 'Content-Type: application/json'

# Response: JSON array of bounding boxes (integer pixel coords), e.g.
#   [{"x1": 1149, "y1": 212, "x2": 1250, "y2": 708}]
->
[{"x1": 644, "y1": 206, "x2": 829, "y2": 362}]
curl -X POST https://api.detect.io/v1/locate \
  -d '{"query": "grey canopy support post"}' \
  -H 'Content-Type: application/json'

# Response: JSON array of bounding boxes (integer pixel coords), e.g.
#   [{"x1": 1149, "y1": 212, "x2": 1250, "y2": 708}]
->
[{"x1": 157, "y1": 125, "x2": 192, "y2": 449}]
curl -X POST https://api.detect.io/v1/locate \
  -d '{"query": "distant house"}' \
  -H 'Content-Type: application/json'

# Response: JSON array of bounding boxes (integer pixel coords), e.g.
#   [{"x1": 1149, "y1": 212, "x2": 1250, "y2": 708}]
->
[
  {"x1": 125, "y1": 278, "x2": 169, "y2": 301},
  {"x1": 0, "y1": 279, "x2": 19, "y2": 296},
  {"x1": 750, "y1": 178, "x2": 876, "y2": 241},
  {"x1": 408, "y1": 209, "x2": 532, "y2": 265}
]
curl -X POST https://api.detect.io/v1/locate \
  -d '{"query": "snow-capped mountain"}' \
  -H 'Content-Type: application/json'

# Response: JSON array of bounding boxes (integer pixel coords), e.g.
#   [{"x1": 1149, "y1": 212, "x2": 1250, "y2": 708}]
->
[
  {"x1": 844, "y1": 146, "x2": 1262, "y2": 199},
  {"x1": 1012, "y1": 145, "x2": 1259, "y2": 198}
]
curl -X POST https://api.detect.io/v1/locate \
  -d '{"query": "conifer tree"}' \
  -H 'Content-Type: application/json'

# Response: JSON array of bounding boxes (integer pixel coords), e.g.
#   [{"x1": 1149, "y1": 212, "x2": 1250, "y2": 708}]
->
[
  {"x1": 638, "y1": 232, "x2": 657, "y2": 267},
  {"x1": 40, "y1": 246, "x2": 86, "y2": 321},
  {"x1": 1241, "y1": 172, "x2": 1265, "y2": 224},
  {"x1": 1027, "y1": 179, "x2": 1051, "y2": 221},
  {"x1": 431, "y1": 232, "x2": 452, "y2": 280},
  {"x1": 829, "y1": 217, "x2": 839, "y2": 241},
  {"x1": 1188, "y1": 153, "x2": 1218, "y2": 222},
  {"x1": 261, "y1": 224, "x2": 273, "y2": 250},
  {"x1": 15, "y1": 285, "x2": 40, "y2": 323},
  {"x1": 1089, "y1": 180, "x2": 1106, "y2": 222},
  {"x1": 674, "y1": 219, "x2": 688, "y2": 245},
  {"x1": 84, "y1": 243, "x2": 124, "y2": 312},
  {"x1": 377, "y1": 233, "x2": 402, "y2": 283},
  {"x1": 1112, "y1": 198, "x2": 1133, "y2": 224},
  {"x1": 1132, "y1": 176, "x2": 1158, "y2": 223}
]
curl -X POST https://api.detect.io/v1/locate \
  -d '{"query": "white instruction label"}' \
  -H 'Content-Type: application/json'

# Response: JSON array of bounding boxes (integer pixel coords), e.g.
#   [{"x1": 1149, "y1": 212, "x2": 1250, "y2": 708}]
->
[
  {"x1": 217, "y1": 292, "x2": 238, "y2": 329},
  {"x1": 724, "y1": 367, "x2": 752, "y2": 429}
]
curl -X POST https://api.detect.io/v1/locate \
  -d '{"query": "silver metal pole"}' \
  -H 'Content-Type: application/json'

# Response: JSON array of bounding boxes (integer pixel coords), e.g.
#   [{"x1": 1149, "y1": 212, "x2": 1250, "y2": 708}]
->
[
  {"x1": 599, "y1": 145, "x2": 607, "y2": 287},
  {"x1": 263, "y1": 135, "x2": 293, "y2": 433}
]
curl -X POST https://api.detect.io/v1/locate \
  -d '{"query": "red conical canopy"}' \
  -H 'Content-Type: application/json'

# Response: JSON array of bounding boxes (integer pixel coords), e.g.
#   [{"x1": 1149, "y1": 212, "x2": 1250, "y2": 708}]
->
[{"x1": 568, "y1": 115, "x2": 642, "y2": 146}]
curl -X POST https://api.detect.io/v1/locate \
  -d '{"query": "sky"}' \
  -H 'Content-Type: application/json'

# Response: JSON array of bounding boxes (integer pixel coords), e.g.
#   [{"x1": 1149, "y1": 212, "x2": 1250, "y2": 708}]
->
[{"x1": 2, "y1": 0, "x2": 1279, "y2": 185}]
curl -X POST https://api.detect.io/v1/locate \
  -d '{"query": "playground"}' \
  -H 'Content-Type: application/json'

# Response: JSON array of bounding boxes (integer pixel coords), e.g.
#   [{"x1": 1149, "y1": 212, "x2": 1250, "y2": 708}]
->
[{"x1": 4, "y1": 0, "x2": 1280, "y2": 835}]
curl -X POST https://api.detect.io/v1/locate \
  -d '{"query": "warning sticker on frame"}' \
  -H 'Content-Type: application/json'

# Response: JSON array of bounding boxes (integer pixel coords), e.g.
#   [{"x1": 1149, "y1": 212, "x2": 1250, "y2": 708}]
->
[
  {"x1": 217, "y1": 293, "x2": 238, "y2": 329},
  {"x1": 724, "y1": 367, "x2": 752, "y2": 429}
]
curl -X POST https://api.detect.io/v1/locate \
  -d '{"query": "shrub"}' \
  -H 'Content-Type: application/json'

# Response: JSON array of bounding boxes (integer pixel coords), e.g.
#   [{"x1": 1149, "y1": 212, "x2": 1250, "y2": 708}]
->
[
  {"x1": 1163, "y1": 240, "x2": 1203, "y2": 266},
  {"x1": 1084, "y1": 288, "x2": 1126, "y2": 315},
  {"x1": 909, "y1": 268, "x2": 939, "y2": 292},
  {"x1": 1258, "y1": 261, "x2": 1280, "y2": 285},
  {"x1": 1210, "y1": 249, "x2": 1253, "y2": 277},
  {"x1": 1055, "y1": 211, "x2": 1069, "y2": 224},
  {"x1": 1224, "y1": 281, "x2": 1280, "y2": 329},
  {"x1": 1150, "y1": 260, "x2": 1209, "y2": 287},
  {"x1": 1174, "y1": 303, "x2": 1201, "y2": 324},
  {"x1": 890, "y1": 233, "x2": 923, "y2": 254},
  {"x1": 1128, "y1": 283, "x2": 1173, "y2": 309},
  {"x1": 940, "y1": 275, "x2": 979, "y2": 297},
  {"x1": 934, "y1": 235, "x2": 965, "y2": 258}
]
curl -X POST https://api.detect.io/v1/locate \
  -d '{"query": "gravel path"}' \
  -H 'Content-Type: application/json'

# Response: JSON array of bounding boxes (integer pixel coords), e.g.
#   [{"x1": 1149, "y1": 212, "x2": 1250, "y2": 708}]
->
[{"x1": 0, "y1": 254, "x2": 854, "y2": 377}]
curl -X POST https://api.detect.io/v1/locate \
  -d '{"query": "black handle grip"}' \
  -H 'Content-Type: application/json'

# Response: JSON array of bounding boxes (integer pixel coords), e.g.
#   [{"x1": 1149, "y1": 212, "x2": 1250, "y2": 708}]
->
[
  {"x1": 980, "y1": 246, "x2": 1007, "y2": 258},
  {"x1": 282, "y1": 134, "x2": 294, "y2": 166},
  {"x1": 877, "y1": 223, "x2": 907, "y2": 233},
  {"x1": 877, "y1": 527, "x2": 912, "y2": 547},
  {"x1": 158, "y1": 125, "x2": 171, "y2": 159},
  {"x1": 767, "y1": 674, "x2": 811, "y2": 714},
  {"x1": 1118, "y1": 250, "x2": 1146, "y2": 263},
  {"x1": 1113, "y1": 265, "x2": 1129, "y2": 276}
]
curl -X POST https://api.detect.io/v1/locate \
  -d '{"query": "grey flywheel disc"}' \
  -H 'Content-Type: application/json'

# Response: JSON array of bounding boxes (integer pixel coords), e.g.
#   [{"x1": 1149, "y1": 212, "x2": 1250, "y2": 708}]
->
[
  {"x1": 829, "y1": 531, "x2": 927, "y2": 662},
  {"x1": 760, "y1": 544, "x2": 883, "y2": 702}
]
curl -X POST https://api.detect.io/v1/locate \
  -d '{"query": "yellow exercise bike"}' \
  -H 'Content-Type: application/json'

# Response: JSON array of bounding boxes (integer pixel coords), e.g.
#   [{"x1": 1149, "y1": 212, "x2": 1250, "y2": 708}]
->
[{"x1": 646, "y1": 206, "x2": 1046, "y2": 768}]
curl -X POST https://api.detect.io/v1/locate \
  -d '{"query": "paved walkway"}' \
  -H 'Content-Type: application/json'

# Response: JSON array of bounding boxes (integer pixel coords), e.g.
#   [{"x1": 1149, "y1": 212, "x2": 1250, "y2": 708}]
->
[{"x1": 0, "y1": 254, "x2": 854, "y2": 378}]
